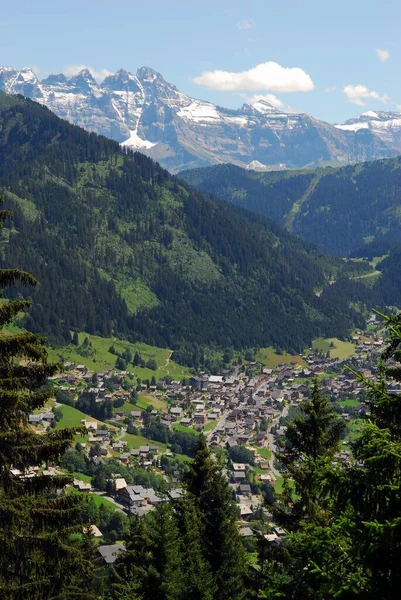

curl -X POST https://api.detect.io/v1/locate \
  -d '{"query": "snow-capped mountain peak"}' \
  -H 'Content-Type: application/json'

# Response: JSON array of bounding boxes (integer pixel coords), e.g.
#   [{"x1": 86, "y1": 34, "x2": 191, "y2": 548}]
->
[
  {"x1": 0, "y1": 65, "x2": 399, "y2": 173},
  {"x1": 251, "y1": 99, "x2": 279, "y2": 114},
  {"x1": 335, "y1": 110, "x2": 401, "y2": 144}
]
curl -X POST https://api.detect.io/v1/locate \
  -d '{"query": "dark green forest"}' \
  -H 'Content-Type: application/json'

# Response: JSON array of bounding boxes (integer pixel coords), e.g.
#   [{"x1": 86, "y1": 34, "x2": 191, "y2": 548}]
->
[
  {"x1": 0, "y1": 92, "x2": 366, "y2": 354},
  {"x1": 181, "y1": 160, "x2": 401, "y2": 257}
]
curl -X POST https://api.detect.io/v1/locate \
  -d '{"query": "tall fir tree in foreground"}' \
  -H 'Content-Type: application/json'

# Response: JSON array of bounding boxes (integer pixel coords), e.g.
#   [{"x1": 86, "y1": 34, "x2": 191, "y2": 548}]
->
[
  {"x1": 275, "y1": 380, "x2": 344, "y2": 528},
  {"x1": 0, "y1": 202, "x2": 97, "y2": 599},
  {"x1": 112, "y1": 435, "x2": 246, "y2": 600},
  {"x1": 185, "y1": 435, "x2": 247, "y2": 600}
]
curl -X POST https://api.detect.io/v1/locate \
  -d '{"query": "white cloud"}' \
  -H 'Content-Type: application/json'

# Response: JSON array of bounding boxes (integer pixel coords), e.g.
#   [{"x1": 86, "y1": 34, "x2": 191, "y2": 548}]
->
[
  {"x1": 193, "y1": 61, "x2": 314, "y2": 93},
  {"x1": 63, "y1": 64, "x2": 113, "y2": 82},
  {"x1": 246, "y1": 93, "x2": 284, "y2": 108},
  {"x1": 343, "y1": 84, "x2": 389, "y2": 106},
  {"x1": 376, "y1": 48, "x2": 390, "y2": 62},
  {"x1": 396, "y1": 104, "x2": 401, "y2": 111},
  {"x1": 237, "y1": 18, "x2": 255, "y2": 30},
  {"x1": 324, "y1": 86, "x2": 336, "y2": 93},
  {"x1": 30, "y1": 65, "x2": 41, "y2": 76}
]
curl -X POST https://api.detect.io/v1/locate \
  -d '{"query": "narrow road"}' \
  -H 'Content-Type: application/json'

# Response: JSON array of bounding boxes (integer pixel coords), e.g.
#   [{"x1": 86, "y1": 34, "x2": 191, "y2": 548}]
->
[{"x1": 206, "y1": 409, "x2": 229, "y2": 442}]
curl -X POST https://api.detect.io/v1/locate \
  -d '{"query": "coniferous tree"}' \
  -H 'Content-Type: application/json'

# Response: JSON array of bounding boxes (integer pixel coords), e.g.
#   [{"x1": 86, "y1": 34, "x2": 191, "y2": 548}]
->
[
  {"x1": 275, "y1": 380, "x2": 344, "y2": 528},
  {"x1": 263, "y1": 315, "x2": 401, "y2": 599},
  {"x1": 0, "y1": 202, "x2": 98, "y2": 599},
  {"x1": 112, "y1": 504, "x2": 184, "y2": 600},
  {"x1": 341, "y1": 310, "x2": 401, "y2": 598},
  {"x1": 174, "y1": 492, "x2": 215, "y2": 600},
  {"x1": 185, "y1": 435, "x2": 247, "y2": 600}
]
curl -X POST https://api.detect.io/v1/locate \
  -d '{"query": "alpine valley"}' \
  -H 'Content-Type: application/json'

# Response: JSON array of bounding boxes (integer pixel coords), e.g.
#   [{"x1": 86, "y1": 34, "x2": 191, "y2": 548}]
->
[
  {"x1": 1, "y1": 66, "x2": 401, "y2": 173},
  {"x1": 0, "y1": 91, "x2": 370, "y2": 356}
]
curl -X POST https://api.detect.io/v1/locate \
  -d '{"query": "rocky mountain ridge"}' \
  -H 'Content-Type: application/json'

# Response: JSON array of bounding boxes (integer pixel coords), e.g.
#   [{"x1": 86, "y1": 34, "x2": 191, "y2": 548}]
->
[{"x1": 0, "y1": 65, "x2": 400, "y2": 172}]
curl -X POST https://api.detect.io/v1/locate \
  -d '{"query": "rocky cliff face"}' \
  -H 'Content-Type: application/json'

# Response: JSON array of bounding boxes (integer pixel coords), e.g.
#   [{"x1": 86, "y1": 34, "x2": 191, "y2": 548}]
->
[{"x1": 0, "y1": 66, "x2": 398, "y2": 172}]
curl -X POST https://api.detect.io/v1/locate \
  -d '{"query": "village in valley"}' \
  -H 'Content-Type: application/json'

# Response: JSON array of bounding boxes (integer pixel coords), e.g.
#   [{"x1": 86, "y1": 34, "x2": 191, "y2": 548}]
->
[{"x1": 27, "y1": 314, "x2": 388, "y2": 562}]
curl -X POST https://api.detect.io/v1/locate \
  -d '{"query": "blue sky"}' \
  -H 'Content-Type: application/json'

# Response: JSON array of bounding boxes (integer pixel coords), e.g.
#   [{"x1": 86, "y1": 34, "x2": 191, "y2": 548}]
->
[{"x1": 1, "y1": 0, "x2": 399, "y2": 122}]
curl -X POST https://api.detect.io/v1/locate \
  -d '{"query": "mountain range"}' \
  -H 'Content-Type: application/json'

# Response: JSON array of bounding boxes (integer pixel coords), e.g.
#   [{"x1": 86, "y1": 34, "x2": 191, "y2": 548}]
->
[
  {"x1": 1, "y1": 66, "x2": 401, "y2": 173},
  {"x1": 0, "y1": 91, "x2": 367, "y2": 354}
]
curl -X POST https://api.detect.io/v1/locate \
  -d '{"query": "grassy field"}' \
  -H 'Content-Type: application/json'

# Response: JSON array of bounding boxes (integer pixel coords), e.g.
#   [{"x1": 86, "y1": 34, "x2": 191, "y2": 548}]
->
[
  {"x1": 54, "y1": 404, "x2": 94, "y2": 429},
  {"x1": 121, "y1": 433, "x2": 167, "y2": 451},
  {"x1": 69, "y1": 488, "x2": 118, "y2": 510},
  {"x1": 311, "y1": 338, "x2": 356, "y2": 359},
  {"x1": 89, "y1": 493, "x2": 120, "y2": 510},
  {"x1": 253, "y1": 466, "x2": 270, "y2": 474},
  {"x1": 46, "y1": 332, "x2": 190, "y2": 381},
  {"x1": 173, "y1": 453, "x2": 193, "y2": 463},
  {"x1": 54, "y1": 403, "x2": 117, "y2": 443},
  {"x1": 204, "y1": 420, "x2": 217, "y2": 432},
  {"x1": 171, "y1": 423, "x2": 201, "y2": 436},
  {"x1": 339, "y1": 399, "x2": 361, "y2": 408},
  {"x1": 256, "y1": 337, "x2": 356, "y2": 369},
  {"x1": 274, "y1": 475, "x2": 284, "y2": 495},
  {"x1": 136, "y1": 392, "x2": 168, "y2": 412},
  {"x1": 255, "y1": 447, "x2": 272, "y2": 460},
  {"x1": 73, "y1": 472, "x2": 92, "y2": 484},
  {"x1": 256, "y1": 347, "x2": 306, "y2": 368},
  {"x1": 120, "y1": 394, "x2": 168, "y2": 415}
]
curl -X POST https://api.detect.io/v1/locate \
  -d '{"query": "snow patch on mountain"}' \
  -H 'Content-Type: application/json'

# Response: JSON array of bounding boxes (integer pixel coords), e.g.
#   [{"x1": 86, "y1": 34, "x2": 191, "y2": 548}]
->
[
  {"x1": 122, "y1": 129, "x2": 157, "y2": 149},
  {"x1": 335, "y1": 122, "x2": 370, "y2": 132}
]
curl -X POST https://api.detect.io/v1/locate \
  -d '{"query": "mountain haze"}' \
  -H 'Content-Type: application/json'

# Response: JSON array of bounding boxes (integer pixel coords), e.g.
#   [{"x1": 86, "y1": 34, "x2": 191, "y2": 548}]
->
[
  {"x1": 0, "y1": 66, "x2": 400, "y2": 173},
  {"x1": 0, "y1": 91, "x2": 365, "y2": 353}
]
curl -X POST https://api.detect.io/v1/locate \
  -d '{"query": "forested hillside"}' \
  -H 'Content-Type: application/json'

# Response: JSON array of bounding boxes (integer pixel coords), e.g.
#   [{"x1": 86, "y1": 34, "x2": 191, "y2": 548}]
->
[
  {"x1": 0, "y1": 92, "x2": 365, "y2": 353},
  {"x1": 181, "y1": 159, "x2": 401, "y2": 257}
]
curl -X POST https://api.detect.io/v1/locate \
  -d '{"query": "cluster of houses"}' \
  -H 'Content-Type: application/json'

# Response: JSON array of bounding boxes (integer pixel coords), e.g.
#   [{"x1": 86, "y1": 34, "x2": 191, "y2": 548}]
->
[{"x1": 26, "y1": 319, "x2": 390, "y2": 528}]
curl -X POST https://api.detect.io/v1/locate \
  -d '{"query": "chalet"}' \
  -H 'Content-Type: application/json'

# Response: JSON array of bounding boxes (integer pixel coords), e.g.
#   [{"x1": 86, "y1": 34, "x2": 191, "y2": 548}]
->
[
  {"x1": 254, "y1": 432, "x2": 267, "y2": 445},
  {"x1": 226, "y1": 437, "x2": 238, "y2": 449},
  {"x1": 120, "y1": 452, "x2": 130, "y2": 464},
  {"x1": 239, "y1": 504, "x2": 253, "y2": 519},
  {"x1": 190, "y1": 376, "x2": 208, "y2": 391},
  {"x1": 98, "y1": 544, "x2": 125, "y2": 565},
  {"x1": 193, "y1": 413, "x2": 207, "y2": 426},
  {"x1": 238, "y1": 484, "x2": 251, "y2": 496},
  {"x1": 113, "y1": 478, "x2": 127, "y2": 491},
  {"x1": 117, "y1": 485, "x2": 145, "y2": 507},
  {"x1": 232, "y1": 463, "x2": 246, "y2": 471},
  {"x1": 28, "y1": 414, "x2": 43, "y2": 425},
  {"x1": 232, "y1": 471, "x2": 246, "y2": 482},
  {"x1": 73, "y1": 479, "x2": 91, "y2": 492}
]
